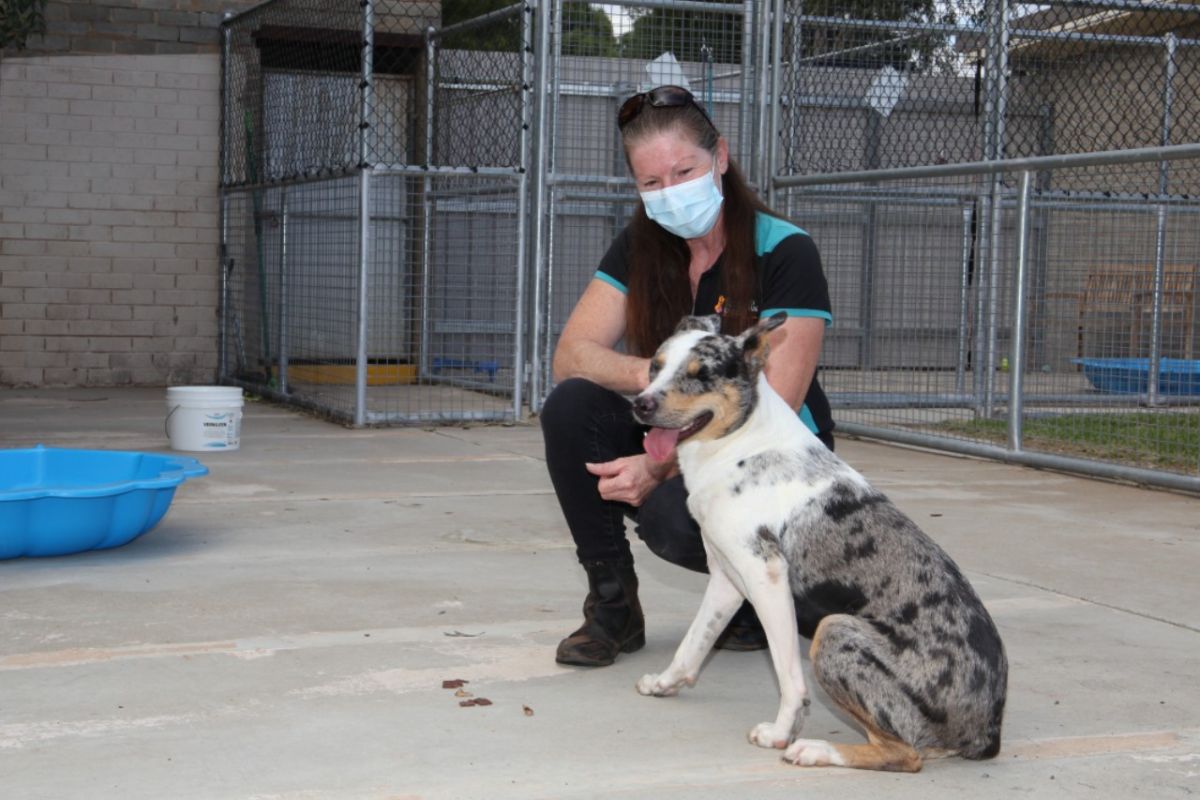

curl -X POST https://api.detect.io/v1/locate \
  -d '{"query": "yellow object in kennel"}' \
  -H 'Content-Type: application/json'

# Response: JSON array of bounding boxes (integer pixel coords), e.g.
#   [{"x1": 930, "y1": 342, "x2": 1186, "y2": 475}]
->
[{"x1": 282, "y1": 363, "x2": 417, "y2": 385}]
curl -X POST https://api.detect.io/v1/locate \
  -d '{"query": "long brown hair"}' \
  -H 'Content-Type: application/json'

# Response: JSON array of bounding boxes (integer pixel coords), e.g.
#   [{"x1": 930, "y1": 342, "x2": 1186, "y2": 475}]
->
[{"x1": 620, "y1": 101, "x2": 781, "y2": 357}]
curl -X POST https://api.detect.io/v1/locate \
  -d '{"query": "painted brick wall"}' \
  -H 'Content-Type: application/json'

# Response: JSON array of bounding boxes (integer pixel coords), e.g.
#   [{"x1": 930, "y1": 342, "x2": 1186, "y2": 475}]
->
[{"x1": 0, "y1": 52, "x2": 221, "y2": 386}]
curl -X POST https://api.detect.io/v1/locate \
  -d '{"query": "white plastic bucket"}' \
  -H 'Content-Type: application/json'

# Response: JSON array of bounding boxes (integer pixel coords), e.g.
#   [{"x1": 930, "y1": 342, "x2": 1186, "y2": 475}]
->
[{"x1": 165, "y1": 386, "x2": 244, "y2": 452}]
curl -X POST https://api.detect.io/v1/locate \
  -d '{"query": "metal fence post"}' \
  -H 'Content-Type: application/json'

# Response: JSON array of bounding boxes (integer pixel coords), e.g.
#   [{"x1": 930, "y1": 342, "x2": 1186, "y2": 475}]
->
[
  {"x1": 765, "y1": 0, "x2": 784, "y2": 205},
  {"x1": 956, "y1": 204, "x2": 973, "y2": 395},
  {"x1": 740, "y1": 0, "x2": 756, "y2": 185},
  {"x1": 278, "y1": 187, "x2": 289, "y2": 394},
  {"x1": 354, "y1": 0, "x2": 375, "y2": 426},
  {"x1": 528, "y1": 0, "x2": 553, "y2": 413},
  {"x1": 983, "y1": 0, "x2": 1011, "y2": 417},
  {"x1": 1148, "y1": 32, "x2": 1179, "y2": 406},
  {"x1": 219, "y1": 16, "x2": 232, "y2": 383},
  {"x1": 512, "y1": 0, "x2": 535, "y2": 420},
  {"x1": 754, "y1": 0, "x2": 772, "y2": 196},
  {"x1": 1008, "y1": 170, "x2": 1033, "y2": 452},
  {"x1": 420, "y1": 28, "x2": 435, "y2": 384}
]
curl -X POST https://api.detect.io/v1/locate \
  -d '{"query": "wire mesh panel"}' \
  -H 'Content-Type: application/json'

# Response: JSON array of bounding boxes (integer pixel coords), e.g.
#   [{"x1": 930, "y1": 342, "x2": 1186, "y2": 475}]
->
[
  {"x1": 780, "y1": 152, "x2": 1200, "y2": 483},
  {"x1": 221, "y1": 0, "x2": 530, "y2": 424},
  {"x1": 533, "y1": 0, "x2": 755, "y2": 403},
  {"x1": 358, "y1": 170, "x2": 524, "y2": 423}
]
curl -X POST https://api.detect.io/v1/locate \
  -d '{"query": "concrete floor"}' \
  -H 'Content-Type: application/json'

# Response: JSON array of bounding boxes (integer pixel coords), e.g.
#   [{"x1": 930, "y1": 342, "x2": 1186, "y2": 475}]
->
[{"x1": 2, "y1": 388, "x2": 1198, "y2": 800}]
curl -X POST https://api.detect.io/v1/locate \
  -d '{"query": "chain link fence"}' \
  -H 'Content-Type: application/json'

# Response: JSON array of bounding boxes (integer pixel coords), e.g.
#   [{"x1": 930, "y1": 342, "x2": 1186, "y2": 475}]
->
[
  {"x1": 219, "y1": 0, "x2": 1198, "y2": 489},
  {"x1": 779, "y1": 150, "x2": 1200, "y2": 489}
]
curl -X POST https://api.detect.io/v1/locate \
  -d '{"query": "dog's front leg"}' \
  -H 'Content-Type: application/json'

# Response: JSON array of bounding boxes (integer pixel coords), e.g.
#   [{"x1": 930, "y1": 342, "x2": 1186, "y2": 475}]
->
[
  {"x1": 636, "y1": 563, "x2": 743, "y2": 697},
  {"x1": 738, "y1": 557, "x2": 810, "y2": 750}
]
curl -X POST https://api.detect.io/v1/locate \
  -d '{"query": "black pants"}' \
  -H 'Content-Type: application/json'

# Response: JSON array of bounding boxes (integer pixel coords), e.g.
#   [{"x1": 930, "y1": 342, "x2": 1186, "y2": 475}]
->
[{"x1": 540, "y1": 377, "x2": 833, "y2": 569}]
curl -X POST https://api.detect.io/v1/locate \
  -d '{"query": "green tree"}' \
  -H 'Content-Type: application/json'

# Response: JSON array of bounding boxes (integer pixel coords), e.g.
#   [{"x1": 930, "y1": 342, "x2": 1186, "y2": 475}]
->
[
  {"x1": 441, "y1": 0, "x2": 617, "y2": 56},
  {"x1": 618, "y1": 0, "x2": 963, "y2": 71},
  {"x1": 1, "y1": 0, "x2": 47, "y2": 51}
]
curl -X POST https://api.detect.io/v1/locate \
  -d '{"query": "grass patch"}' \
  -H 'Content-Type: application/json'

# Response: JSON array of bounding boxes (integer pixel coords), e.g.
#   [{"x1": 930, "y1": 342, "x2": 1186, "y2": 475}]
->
[{"x1": 931, "y1": 411, "x2": 1200, "y2": 472}]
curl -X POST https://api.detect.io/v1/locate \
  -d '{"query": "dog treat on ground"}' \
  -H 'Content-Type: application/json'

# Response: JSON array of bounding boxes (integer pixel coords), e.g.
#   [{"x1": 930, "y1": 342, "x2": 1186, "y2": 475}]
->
[
  {"x1": 458, "y1": 697, "x2": 493, "y2": 707},
  {"x1": 441, "y1": 679, "x2": 469, "y2": 689},
  {"x1": 454, "y1": 688, "x2": 473, "y2": 698},
  {"x1": 523, "y1": 705, "x2": 535, "y2": 716}
]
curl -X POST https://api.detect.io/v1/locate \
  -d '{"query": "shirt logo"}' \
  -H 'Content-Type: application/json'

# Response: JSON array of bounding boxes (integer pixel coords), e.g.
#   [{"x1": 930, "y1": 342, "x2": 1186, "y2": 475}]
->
[{"x1": 712, "y1": 296, "x2": 757, "y2": 315}]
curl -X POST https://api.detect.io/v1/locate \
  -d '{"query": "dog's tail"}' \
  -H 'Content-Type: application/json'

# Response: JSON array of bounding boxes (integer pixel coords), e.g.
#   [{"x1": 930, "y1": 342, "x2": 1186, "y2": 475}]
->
[{"x1": 960, "y1": 695, "x2": 1006, "y2": 760}]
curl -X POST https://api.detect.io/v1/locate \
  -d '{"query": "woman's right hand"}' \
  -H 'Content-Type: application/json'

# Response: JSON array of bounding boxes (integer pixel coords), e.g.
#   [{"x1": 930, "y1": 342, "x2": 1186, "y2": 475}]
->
[{"x1": 585, "y1": 453, "x2": 668, "y2": 507}]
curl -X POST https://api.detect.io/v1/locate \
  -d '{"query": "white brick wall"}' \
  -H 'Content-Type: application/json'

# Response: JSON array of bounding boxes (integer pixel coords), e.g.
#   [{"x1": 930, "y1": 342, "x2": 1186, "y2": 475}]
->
[{"x1": 0, "y1": 53, "x2": 219, "y2": 387}]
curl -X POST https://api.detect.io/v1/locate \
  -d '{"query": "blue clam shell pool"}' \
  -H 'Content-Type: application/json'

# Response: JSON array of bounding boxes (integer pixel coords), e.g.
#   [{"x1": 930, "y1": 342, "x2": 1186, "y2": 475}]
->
[
  {"x1": 1072, "y1": 358, "x2": 1200, "y2": 395},
  {"x1": 0, "y1": 446, "x2": 208, "y2": 559}
]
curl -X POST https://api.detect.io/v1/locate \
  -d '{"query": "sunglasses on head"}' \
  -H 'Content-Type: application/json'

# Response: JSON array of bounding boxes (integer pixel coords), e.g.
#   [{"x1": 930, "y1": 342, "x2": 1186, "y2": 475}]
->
[{"x1": 617, "y1": 85, "x2": 716, "y2": 131}]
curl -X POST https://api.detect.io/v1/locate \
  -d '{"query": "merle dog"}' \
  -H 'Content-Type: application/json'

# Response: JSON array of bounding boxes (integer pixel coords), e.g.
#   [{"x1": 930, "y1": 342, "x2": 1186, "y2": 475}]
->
[{"x1": 630, "y1": 313, "x2": 1007, "y2": 771}]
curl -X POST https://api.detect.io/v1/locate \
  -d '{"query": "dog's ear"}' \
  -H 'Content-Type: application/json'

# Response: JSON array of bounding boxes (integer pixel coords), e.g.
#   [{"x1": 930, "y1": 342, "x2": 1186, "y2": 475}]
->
[
  {"x1": 738, "y1": 312, "x2": 787, "y2": 369},
  {"x1": 674, "y1": 314, "x2": 722, "y2": 335}
]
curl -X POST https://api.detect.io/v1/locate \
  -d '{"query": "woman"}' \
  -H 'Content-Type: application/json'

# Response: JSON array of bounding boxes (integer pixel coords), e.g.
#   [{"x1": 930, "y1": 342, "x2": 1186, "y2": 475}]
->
[{"x1": 541, "y1": 85, "x2": 834, "y2": 667}]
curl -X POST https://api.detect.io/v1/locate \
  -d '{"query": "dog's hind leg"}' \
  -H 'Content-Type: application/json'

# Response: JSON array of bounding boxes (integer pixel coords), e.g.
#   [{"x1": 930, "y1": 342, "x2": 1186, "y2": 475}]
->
[
  {"x1": 636, "y1": 559, "x2": 744, "y2": 697},
  {"x1": 783, "y1": 614, "x2": 926, "y2": 772}
]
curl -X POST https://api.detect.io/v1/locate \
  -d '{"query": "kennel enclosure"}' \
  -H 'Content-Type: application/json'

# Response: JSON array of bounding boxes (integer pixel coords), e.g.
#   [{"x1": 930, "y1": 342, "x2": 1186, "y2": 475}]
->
[{"x1": 220, "y1": 0, "x2": 1200, "y2": 491}]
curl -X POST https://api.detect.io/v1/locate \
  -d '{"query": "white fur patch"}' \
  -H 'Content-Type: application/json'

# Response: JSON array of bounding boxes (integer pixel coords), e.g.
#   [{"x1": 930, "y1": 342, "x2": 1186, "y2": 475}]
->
[
  {"x1": 784, "y1": 739, "x2": 845, "y2": 767},
  {"x1": 645, "y1": 330, "x2": 709, "y2": 394}
]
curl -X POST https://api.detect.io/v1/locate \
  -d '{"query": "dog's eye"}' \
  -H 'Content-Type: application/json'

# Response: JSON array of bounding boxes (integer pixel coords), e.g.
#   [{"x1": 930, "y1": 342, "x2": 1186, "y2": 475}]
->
[{"x1": 693, "y1": 365, "x2": 711, "y2": 381}]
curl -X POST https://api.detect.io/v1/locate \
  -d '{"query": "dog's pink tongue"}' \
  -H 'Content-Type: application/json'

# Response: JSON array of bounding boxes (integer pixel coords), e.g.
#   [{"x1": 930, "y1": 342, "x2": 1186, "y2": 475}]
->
[{"x1": 644, "y1": 427, "x2": 681, "y2": 462}]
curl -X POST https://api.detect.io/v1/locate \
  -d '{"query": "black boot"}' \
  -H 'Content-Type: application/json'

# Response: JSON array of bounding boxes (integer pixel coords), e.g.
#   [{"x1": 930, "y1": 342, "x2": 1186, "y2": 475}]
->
[
  {"x1": 715, "y1": 600, "x2": 768, "y2": 651},
  {"x1": 556, "y1": 559, "x2": 646, "y2": 667}
]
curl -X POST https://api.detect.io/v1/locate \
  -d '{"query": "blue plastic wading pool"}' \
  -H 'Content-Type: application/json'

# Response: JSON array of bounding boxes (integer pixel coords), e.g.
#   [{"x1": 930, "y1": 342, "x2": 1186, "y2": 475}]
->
[
  {"x1": 1072, "y1": 358, "x2": 1200, "y2": 395},
  {"x1": 0, "y1": 446, "x2": 208, "y2": 559}
]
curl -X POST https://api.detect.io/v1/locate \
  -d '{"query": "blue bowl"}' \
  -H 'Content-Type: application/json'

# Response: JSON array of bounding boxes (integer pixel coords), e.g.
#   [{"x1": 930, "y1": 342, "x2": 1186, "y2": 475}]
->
[
  {"x1": 0, "y1": 446, "x2": 208, "y2": 559},
  {"x1": 1073, "y1": 358, "x2": 1200, "y2": 396}
]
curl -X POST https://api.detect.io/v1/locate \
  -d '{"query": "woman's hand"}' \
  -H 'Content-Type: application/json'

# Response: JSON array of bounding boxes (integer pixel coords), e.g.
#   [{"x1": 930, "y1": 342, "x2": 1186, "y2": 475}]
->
[{"x1": 586, "y1": 454, "x2": 673, "y2": 507}]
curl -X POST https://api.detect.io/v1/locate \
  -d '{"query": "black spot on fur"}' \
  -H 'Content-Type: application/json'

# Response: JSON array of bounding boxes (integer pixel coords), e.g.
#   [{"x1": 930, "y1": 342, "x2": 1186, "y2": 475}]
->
[
  {"x1": 752, "y1": 526, "x2": 782, "y2": 561},
  {"x1": 843, "y1": 536, "x2": 877, "y2": 561},
  {"x1": 970, "y1": 666, "x2": 988, "y2": 693},
  {"x1": 900, "y1": 684, "x2": 948, "y2": 725},
  {"x1": 935, "y1": 665, "x2": 955, "y2": 690},
  {"x1": 858, "y1": 649, "x2": 894, "y2": 678},
  {"x1": 921, "y1": 590, "x2": 949, "y2": 608},
  {"x1": 868, "y1": 618, "x2": 917, "y2": 653},
  {"x1": 795, "y1": 581, "x2": 869, "y2": 636},
  {"x1": 967, "y1": 612, "x2": 1004, "y2": 671},
  {"x1": 822, "y1": 481, "x2": 887, "y2": 522},
  {"x1": 895, "y1": 602, "x2": 919, "y2": 625}
]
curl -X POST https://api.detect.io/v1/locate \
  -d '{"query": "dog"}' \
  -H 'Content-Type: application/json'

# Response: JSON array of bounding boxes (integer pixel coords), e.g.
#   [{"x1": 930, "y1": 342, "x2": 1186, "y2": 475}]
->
[{"x1": 630, "y1": 313, "x2": 1007, "y2": 771}]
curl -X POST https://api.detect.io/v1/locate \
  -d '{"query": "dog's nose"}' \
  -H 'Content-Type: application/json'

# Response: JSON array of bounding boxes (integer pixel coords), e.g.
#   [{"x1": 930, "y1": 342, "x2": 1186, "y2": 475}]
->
[{"x1": 632, "y1": 395, "x2": 658, "y2": 418}]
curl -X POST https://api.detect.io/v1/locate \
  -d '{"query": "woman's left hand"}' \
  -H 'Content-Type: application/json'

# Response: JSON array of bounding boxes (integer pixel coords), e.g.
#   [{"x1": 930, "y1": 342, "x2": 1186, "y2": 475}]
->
[{"x1": 585, "y1": 454, "x2": 670, "y2": 507}]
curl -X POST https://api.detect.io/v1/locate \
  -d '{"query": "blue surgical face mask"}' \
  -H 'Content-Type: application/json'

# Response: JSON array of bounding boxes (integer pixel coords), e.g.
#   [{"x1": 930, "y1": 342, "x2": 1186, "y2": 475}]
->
[{"x1": 639, "y1": 167, "x2": 724, "y2": 240}]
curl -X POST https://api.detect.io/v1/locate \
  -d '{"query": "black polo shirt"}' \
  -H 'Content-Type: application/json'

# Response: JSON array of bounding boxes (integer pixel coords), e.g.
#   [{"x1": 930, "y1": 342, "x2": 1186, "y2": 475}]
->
[{"x1": 595, "y1": 211, "x2": 835, "y2": 439}]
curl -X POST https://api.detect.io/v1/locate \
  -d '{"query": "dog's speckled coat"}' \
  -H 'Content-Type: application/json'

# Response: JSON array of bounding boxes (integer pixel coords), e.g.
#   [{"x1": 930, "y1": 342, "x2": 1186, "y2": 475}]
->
[{"x1": 632, "y1": 314, "x2": 1007, "y2": 771}]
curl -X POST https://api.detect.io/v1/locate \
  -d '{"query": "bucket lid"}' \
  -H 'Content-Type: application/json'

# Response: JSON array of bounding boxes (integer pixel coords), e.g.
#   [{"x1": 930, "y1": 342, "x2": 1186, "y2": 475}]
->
[
  {"x1": 166, "y1": 386, "x2": 244, "y2": 404},
  {"x1": 167, "y1": 385, "x2": 243, "y2": 396}
]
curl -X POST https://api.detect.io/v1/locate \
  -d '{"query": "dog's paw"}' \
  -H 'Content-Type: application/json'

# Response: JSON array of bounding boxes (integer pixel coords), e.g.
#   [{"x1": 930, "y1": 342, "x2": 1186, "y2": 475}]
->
[
  {"x1": 748, "y1": 722, "x2": 790, "y2": 749},
  {"x1": 783, "y1": 738, "x2": 844, "y2": 767},
  {"x1": 635, "y1": 673, "x2": 679, "y2": 697}
]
